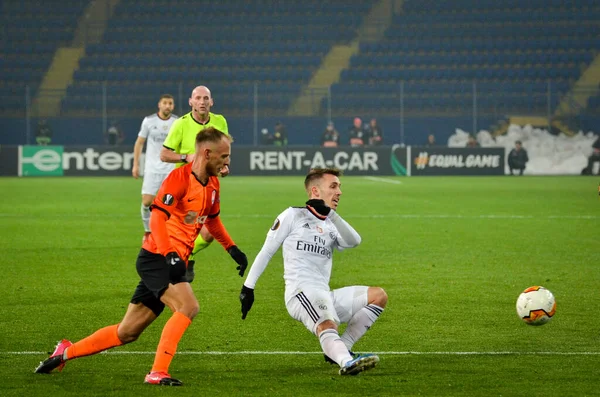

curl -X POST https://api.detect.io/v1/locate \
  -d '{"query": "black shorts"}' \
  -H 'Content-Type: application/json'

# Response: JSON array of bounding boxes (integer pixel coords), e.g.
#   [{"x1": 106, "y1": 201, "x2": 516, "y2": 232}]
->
[{"x1": 130, "y1": 248, "x2": 187, "y2": 316}]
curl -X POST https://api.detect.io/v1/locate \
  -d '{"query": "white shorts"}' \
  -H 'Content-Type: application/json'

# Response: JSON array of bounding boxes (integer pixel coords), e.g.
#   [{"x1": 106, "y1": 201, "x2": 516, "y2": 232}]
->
[
  {"x1": 286, "y1": 286, "x2": 368, "y2": 335},
  {"x1": 141, "y1": 172, "x2": 170, "y2": 196}
]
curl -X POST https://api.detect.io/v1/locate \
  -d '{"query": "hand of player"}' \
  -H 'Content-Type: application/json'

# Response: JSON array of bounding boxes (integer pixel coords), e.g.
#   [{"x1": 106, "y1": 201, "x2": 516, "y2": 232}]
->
[
  {"x1": 185, "y1": 260, "x2": 195, "y2": 283},
  {"x1": 227, "y1": 245, "x2": 248, "y2": 277},
  {"x1": 219, "y1": 164, "x2": 230, "y2": 177},
  {"x1": 185, "y1": 153, "x2": 195, "y2": 163},
  {"x1": 132, "y1": 165, "x2": 140, "y2": 179},
  {"x1": 239, "y1": 285, "x2": 255, "y2": 320},
  {"x1": 165, "y1": 252, "x2": 186, "y2": 280},
  {"x1": 306, "y1": 199, "x2": 331, "y2": 219}
]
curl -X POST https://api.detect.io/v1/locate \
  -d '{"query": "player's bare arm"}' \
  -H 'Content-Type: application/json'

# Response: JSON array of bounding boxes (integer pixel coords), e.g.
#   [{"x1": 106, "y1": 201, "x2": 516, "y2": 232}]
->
[
  {"x1": 160, "y1": 146, "x2": 194, "y2": 164},
  {"x1": 132, "y1": 136, "x2": 146, "y2": 178}
]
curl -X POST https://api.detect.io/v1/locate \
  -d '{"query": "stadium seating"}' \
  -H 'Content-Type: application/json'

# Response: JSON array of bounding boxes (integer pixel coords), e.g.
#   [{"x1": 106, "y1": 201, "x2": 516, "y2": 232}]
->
[
  {"x1": 61, "y1": 0, "x2": 375, "y2": 116},
  {"x1": 329, "y1": 0, "x2": 599, "y2": 117},
  {"x1": 2, "y1": 0, "x2": 598, "y2": 144},
  {"x1": 0, "y1": 1, "x2": 86, "y2": 113}
]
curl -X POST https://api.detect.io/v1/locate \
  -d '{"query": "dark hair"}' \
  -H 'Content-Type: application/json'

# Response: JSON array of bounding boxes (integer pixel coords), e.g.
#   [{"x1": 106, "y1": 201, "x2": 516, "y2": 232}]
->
[
  {"x1": 304, "y1": 168, "x2": 342, "y2": 189},
  {"x1": 515, "y1": 140, "x2": 522, "y2": 145},
  {"x1": 195, "y1": 127, "x2": 232, "y2": 145},
  {"x1": 159, "y1": 94, "x2": 174, "y2": 101}
]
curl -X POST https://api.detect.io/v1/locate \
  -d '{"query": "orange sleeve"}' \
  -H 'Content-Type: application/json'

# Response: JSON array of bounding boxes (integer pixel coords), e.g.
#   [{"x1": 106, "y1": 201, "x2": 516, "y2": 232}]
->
[
  {"x1": 149, "y1": 167, "x2": 187, "y2": 255},
  {"x1": 205, "y1": 215, "x2": 235, "y2": 251},
  {"x1": 149, "y1": 209, "x2": 173, "y2": 256},
  {"x1": 204, "y1": 188, "x2": 235, "y2": 250},
  {"x1": 150, "y1": 168, "x2": 187, "y2": 217}
]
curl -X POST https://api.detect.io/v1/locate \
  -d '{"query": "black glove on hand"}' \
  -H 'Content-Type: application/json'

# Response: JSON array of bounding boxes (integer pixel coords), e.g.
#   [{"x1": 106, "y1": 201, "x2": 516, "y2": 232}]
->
[
  {"x1": 239, "y1": 285, "x2": 255, "y2": 320},
  {"x1": 165, "y1": 252, "x2": 186, "y2": 280},
  {"x1": 228, "y1": 245, "x2": 248, "y2": 277},
  {"x1": 185, "y1": 260, "x2": 195, "y2": 283},
  {"x1": 306, "y1": 199, "x2": 331, "y2": 219}
]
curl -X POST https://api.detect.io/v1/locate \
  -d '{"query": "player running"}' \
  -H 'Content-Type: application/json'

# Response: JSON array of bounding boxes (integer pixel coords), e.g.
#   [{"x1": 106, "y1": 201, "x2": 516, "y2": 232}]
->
[
  {"x1": 35, "y1": 128, "x2": 249, "y2": 386},
  {"x1": 132, "y1": 94, "x2": 178, "y2": 241},
  {"x1": 239, "y1": 168, "x2": 388, "y2": 375},
  {"x1": 159, "y1": 85, "x2": 228, "y2": 279}
]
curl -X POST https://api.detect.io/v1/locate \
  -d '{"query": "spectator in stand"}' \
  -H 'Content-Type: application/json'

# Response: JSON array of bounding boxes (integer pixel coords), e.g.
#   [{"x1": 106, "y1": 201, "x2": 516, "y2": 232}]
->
[
  {"x1": 366, "y1": 118, "x2": 383, "y2": 146},
  {"x1": 582, "y1": 135, "x2": 600, "y2": 175},
  {"x1": 321, "y1": 121, "x2": 340, "y2": 147},
  {"x1": 348, "y1": 117, "x2": 365, "y2": 147},
  {"x1": 36, "y1": 119, "x2": 53, "y2": 146},
  {"x1": 465, "y1": 134, "x2": 480, "y2": 148},
  {"x1": 260, "y1": 128, "x2": 274, "y2": 146},
  {"x1": 106, "y1": 121, "x2": 125, "y2": 146},
  {"x1": 425, "y1": 134, "x2": 436, "y2": 147},
  {"x1": 507, "y1": 140, "x2": 529, "y2": 176},
  {"x1": 272, "y1": 122, "x2": 288, "y2": 146}
]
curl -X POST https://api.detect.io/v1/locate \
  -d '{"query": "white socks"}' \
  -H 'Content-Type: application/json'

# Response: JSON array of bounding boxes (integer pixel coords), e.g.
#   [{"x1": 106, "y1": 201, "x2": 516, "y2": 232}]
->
[
  {"x1": 141, "y1": 204, "x2": 151, "y2": 232},
  {"x1": 319, "y1": 329, "x2": 353, "y2": 367},
  {"x1": 341, "y1": 304, "x2": 384, "y2": 351}
]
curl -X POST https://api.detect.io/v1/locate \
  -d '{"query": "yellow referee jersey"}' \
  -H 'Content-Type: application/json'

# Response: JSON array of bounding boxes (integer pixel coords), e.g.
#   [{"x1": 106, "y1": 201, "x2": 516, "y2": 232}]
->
[{"x1": 163, "y1": 111, "x2": 229, "y2": 167}]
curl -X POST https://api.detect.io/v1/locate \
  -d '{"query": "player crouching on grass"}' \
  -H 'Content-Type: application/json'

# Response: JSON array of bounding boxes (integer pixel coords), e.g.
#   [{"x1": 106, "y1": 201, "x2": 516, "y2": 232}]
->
[
  {"x1": 35, "y1": 128, "x2": 249, "y2": 386},
  {"x1": 239, "y1": 167, "x2": 387, "y2": 375}
]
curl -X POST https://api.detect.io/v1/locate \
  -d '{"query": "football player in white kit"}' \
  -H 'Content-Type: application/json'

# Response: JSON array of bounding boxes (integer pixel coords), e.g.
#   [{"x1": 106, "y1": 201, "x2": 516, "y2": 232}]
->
[
  {"x1": 239, "y1": 168, "x2": 388, "y2": 375},
  {"x1": 132, "y1": 94, "x2": 178, "y2": 241}
]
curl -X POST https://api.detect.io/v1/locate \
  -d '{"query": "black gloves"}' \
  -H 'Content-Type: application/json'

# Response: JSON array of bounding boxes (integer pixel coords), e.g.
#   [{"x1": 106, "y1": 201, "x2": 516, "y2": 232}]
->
[
  {"x1": 239, "y1": 285, "x2": 255, "y2": 320},
  {"x1": 306, "y1": 199, "x2": 331, "y2": 219},
  {"x1": 165, "y1": 252, "x2": 186, "y2": 280},
  {"x1": 185, "y1": 260, "x2": 195, "y2": 283},
  {"x1": 227, "y1": 245, "x2": 248, "y2": 277}
]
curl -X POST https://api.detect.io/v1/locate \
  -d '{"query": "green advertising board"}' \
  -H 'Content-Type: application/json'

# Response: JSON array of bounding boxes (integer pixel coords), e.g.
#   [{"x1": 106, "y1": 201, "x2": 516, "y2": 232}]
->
[{"x1": 18, "y1": 145, "x2": 64, "y2": 176}]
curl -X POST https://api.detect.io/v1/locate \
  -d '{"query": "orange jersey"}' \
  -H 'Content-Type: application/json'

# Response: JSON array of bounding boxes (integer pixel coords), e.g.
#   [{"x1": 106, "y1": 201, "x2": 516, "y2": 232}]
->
[{"x1": 142, "y1": 163, "x2": 234, "y2": 260}]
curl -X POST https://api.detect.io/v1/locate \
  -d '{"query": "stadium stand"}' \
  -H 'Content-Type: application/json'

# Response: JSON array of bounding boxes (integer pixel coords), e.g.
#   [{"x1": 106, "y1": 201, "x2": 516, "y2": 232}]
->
[
  {"x1": 61, "y1": 0, "x2": 375, "y2": 117},
  {"x1": 1, "y1": 0, "x2": 599, "y2": 145},
  {"x1": 0, "y1": 1, "x2": 87, "y2": 113},
  {"x1": 330, "y1": 0, "x2": 599, "y2": 119}
]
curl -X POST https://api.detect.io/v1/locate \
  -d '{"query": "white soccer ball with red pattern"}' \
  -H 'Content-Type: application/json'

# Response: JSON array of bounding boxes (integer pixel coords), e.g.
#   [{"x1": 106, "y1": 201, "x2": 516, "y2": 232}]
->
[{"x1": 516, "y1": 286, "x2": 556, "y2": 326}]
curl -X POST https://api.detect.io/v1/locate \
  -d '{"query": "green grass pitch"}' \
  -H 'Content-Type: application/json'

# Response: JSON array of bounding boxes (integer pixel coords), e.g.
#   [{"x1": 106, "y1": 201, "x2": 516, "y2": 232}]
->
[{"x1": 0, "y1": 175, "x2": 598, "y2": 396}]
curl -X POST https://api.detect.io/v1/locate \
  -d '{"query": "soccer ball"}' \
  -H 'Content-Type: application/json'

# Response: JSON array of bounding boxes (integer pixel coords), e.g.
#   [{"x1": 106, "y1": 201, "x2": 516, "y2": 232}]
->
[{"x1": 516, "y1": 286, "x2": 556, "y2": 326}]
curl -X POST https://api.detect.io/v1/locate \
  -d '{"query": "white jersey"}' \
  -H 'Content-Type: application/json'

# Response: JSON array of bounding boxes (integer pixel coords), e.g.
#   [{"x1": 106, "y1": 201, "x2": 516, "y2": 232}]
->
[
  {"x1": 138, "y1": 113, "x2": 178, "y2": 174},
  {"x1": 244, "y1": 206, "x2": 362, "y2": 303}
]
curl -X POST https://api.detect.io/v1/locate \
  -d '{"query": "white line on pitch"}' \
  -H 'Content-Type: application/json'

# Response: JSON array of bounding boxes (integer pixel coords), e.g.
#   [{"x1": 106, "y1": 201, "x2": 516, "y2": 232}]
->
[
  {"x1": 0, "y1": 213, "x2": 597, "y2": 220},
  {"x1": 362, "y1": 176, "x2": 403, "y2": 184},
  {"x1": 4, "y1": 351, "x2": 600, "y2": 356}
]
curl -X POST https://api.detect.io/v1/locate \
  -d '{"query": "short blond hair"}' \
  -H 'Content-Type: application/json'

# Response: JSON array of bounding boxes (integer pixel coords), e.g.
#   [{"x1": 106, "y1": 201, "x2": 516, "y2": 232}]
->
[
  {"x1": 304, "y1": 168, "x2": 342, "y2": 190},
  {"x1": 195, "y1": 127, "x2": 232, "y2": 145}
]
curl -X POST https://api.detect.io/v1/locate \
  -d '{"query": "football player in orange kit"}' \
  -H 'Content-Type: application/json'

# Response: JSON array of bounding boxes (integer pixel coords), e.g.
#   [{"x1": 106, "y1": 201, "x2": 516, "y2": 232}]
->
[{"x1": 35, "y1": 127, "x2": 248, "y2": 386}]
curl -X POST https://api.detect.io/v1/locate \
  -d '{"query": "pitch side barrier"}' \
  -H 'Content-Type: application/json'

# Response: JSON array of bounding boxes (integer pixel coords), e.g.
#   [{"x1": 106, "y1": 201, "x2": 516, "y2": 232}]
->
[{"x1": 1, "y1": 145, "x2": 504, "y2": 176}]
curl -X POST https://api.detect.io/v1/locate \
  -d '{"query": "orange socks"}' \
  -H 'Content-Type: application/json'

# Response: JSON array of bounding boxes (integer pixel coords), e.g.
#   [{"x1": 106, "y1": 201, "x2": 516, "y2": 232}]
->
[
  {"x1": 151, "y1": 312, "x2": 192, "y2": 373},
  {"x1": 65, "y1": 324, "x2": 123, "y2": 360},
  {"x1": 63, "y1": 312, "x2": 191, "y2": 373}
]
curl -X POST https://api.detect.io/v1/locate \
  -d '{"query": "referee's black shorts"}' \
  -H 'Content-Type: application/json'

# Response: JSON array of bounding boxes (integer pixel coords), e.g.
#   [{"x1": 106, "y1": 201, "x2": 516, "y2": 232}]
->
[{"x1": 130, "y1": 248, "x2": 187, "y2": 316}]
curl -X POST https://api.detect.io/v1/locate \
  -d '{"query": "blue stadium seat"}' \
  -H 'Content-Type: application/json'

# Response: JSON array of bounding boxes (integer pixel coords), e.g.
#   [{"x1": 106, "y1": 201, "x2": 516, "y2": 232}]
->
[
  {"x1": 60, "y1": 0, "x2": 377, "y2": 115},
  {"x1": 335, "y1": 0, "x2": 597, "y2": 116},
  {"x1": 1, "y1": 0, "x2": 86, "y2": 112}
]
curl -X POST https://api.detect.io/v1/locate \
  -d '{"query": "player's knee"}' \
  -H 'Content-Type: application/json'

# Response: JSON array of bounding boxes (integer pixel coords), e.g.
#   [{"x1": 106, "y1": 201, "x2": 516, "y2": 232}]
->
[
  {"x1": 179, "y1": 301, "x2": 200, "y2": 319},
  {"x1": 316, "y1": 319, "x2": 338, "y2": 335},
  {"x1": 117, "y1": 326, "x2": 141, "y2": 344},
  {"x1": 142, "y1": 197, "x2": 153, "y2": 207},
  {"x1": 369, "y1": 287, "x2": 388, "y2": 308},
  {"x1": 200, "y1": 228, "x2": 215, "y2": 243}
]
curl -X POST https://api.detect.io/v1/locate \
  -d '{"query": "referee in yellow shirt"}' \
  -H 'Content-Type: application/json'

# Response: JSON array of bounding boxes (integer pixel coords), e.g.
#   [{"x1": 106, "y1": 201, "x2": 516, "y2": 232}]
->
[{"x1": 159, "y1": 85, "x2": 230, "y2": 278}]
